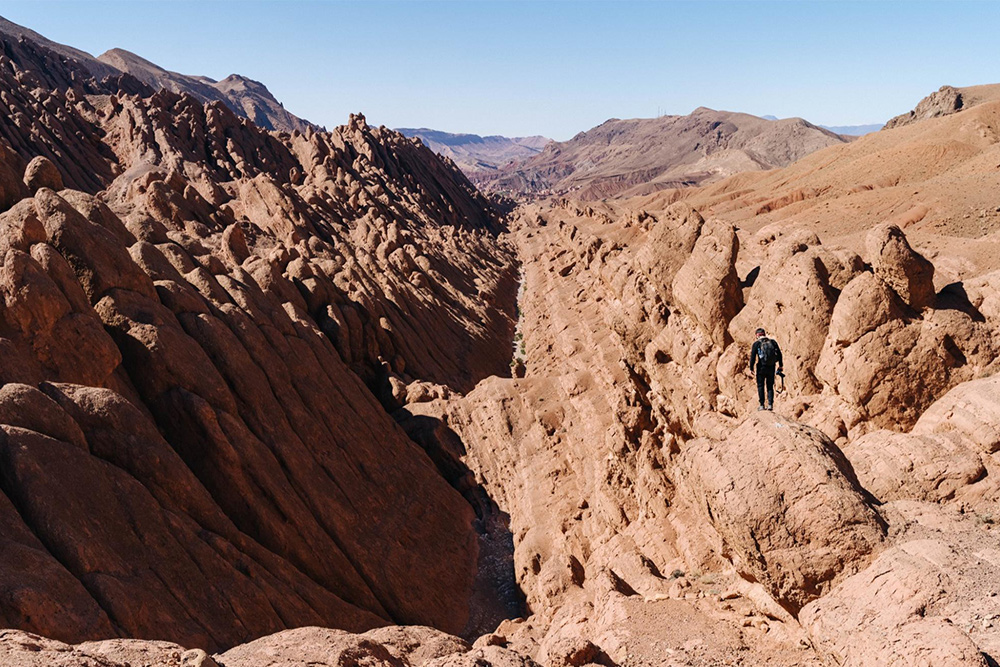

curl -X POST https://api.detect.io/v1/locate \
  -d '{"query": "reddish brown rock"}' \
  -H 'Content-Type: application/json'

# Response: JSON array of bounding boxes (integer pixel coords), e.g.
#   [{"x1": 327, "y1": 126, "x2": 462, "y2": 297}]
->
[
  {"x1": 809, "y1": 239, "x2": 1000, "y2": 433},
  {"x1": 674, "y1": 414, "x2": 886, "y2": 613},
  {"x1": 845, "y1": 430, "x2": 986, "y2": 503},
  {"x1": 22, "y1": 156, "x2": 63, "y2": 193},
  {"x1": 216, "y1": 626, "x2": 539, "y2": 667},
  {"x1": 0, "y1": 28, "x2": 516, "y2": 651},
  {"x1": 0, "y1": 142, "x2": 28, "y2": 211},
  {"x1": 728, "y1": 231, "x2": 844, "y2": 395},
  {"x1": 672, "y1": 218, "x2": 742, "y2": 346},
  {"x1": 221, "y1": 222, "x2": 251, "y2": 265},
  {"x1": 0, "y1": 630, "x2": 215, "y2": 667},
  {"x1": 0, "y1": 627, "x2": 540, "y2": 667},
  {"x1": 800, "y1": 541, "x2": 988, "y2": 666},
  {"x1": 866, "y1": 223, "x2": 936, "y2": 310}
]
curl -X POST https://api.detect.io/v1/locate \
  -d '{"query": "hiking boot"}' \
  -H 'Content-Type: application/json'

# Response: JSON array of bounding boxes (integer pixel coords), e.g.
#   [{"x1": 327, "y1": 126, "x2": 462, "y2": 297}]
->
[
  {"x1": 766, "y1": 404, "x2": 774, "y2": 411},
  {"x1": 758, "y1": 405, "x2": 766, "y2": 411}
]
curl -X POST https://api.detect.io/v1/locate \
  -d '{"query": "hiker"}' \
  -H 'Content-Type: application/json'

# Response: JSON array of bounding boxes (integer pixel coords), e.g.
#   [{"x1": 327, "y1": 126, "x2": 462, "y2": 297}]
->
[{"x1": 748, "y1": 327, "x2": 783, "y2": 411}]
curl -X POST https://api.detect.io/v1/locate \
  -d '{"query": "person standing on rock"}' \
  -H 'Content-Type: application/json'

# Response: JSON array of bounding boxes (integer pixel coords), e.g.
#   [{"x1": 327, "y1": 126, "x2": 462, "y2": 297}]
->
[{"x1": 749, "y1": 327, "x2": 783, "y2": 411}]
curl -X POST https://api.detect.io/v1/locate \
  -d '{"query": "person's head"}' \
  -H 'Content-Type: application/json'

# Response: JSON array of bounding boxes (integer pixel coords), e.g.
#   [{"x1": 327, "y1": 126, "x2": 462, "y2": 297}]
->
[{"x1": 755, "y1": 327, "x2": 766, "y2": 338}]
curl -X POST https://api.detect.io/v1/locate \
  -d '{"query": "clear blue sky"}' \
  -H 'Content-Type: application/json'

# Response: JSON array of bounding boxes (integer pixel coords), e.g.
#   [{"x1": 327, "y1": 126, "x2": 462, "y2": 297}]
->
[{"x1": 2, "y1": 1, "x2": 998, "y2": 140}]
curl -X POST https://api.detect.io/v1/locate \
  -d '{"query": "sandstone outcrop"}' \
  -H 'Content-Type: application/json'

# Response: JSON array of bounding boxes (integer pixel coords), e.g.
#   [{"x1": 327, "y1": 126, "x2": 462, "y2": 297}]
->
[
  {"x1": 4, "y1": 15, "x2": 1000, "y2": 667},
  {"x1": 671, "y1": 218, "x2": 742, "y2": 346},
  {"x1": 800, "y1": 537, "x2": 991, "y2": 666},
  {"x1": 0, "y1": 627, "x2": 540, "y2": 667},
  {"x1": 846, "y1": 431, "x2": 986, "y2": 503},
  {"x1": 728, "y1": 230, "x2": 850, "y2": 396},
  {"x1": 674, "y1": 414, "x2": 886, "y2": 613},
  {"x1": 0, "y1": 25, "x2": 517, "y2": 652},
  {"x1": 866, "y1": 223, "x2": 935, "y2": 310},
  {"x1": 843, "y1": 373, "x2": 1000, "y2": 505},
  {"x1": 884, "y1": 85, "x2": 965, "y2": 129},
  {"x1": 22, "y1": 156, "x2": 63, "y2": 193}
]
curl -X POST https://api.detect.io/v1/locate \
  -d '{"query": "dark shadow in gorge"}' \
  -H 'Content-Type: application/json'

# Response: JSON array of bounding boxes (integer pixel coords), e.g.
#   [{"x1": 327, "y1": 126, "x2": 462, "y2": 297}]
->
[{"x1": 393, "y1": 409, "x2": 527, "y2": 639}]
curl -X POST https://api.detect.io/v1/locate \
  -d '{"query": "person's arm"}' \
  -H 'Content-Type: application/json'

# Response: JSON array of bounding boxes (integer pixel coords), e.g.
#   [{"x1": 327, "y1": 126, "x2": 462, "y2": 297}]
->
[
  {"x1": 775, "y1": 341, "x2": 783, "y2": 370},
  {"x1": 749, "y1": 341, "x2": 758, "y2": 372}
]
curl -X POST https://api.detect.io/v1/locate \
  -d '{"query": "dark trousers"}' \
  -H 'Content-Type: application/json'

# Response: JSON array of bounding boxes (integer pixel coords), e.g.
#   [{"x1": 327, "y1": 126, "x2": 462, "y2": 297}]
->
[{"x1": 756, "y1": 365, "x2": 775, "y2": 407}]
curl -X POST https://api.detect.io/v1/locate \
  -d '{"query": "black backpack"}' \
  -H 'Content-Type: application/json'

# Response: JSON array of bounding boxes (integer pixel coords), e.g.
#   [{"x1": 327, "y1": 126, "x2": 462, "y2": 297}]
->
[{"x1": 758, "y1": 337, "x2": 779, "y2": 366}]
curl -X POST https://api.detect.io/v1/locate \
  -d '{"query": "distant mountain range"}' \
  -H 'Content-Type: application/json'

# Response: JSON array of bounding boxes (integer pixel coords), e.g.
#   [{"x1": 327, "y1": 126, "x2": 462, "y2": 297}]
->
[
  {"x1": 396, "y1": 128, "x2": 551, "y2": 173},
  {"x1": 762, "y1": 115, "x2": 883, "y2": 136},
  {"x1": 0, "y1": 15, "x2": 314, "y2": 133},
  {"x1": 820, "y1": 123, "x2": 884, "y2": 135},
  {"x1": 466, "y1": 108, "x2": 849, "y2": 199},
  {"x1": 0, "y1": 14, "x2": 892, "y2": 198}
]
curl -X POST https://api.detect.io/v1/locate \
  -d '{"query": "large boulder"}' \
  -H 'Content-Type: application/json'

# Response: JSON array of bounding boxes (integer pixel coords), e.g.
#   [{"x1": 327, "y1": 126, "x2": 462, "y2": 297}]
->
[
  {"x1": 672, "y1": 218, "x2": 742, "y2": 346},
  {"x1": 22, "y1": 156, "x2": 64, "y2": 194},
  {"x1": 800, "y1": 541, "x2": 988, "y2": 666},
  {"x1": 866, "y1": 223, "x2": 935, "y2": 310},
  {"x1": 634, "y1": 202, "x2": 704, "y2": 306},
  {"x1": 816, "y1": 270, "x2": 999, "y2": 431},
  {"x1": 674, "y1": 413, "x2": 886, "y2": 613}
]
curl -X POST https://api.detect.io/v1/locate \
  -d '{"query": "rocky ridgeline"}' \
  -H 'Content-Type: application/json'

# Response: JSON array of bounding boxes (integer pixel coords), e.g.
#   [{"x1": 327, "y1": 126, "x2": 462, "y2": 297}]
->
[
  {"x1": 884, "y1": 85, "x2": 966, "y2": 130},
  {"x1": 0, "y1": 30, "x2": 523, "y2": 661},
  {"x1": 403, "y1": 197, "x2": 1000, "y2": 665}
]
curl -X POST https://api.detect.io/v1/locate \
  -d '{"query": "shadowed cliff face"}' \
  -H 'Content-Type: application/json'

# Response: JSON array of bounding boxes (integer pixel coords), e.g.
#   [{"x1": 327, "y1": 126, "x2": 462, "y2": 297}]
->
[{"x1": 0, "y1": 32, "x2": 519, "y2": 652}]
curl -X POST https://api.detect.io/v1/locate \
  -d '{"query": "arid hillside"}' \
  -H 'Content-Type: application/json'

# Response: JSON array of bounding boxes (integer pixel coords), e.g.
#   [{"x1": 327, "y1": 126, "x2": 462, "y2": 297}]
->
[
  {"x1": 642, "y1": 90, "x2": 1000, "y2": 280},
  {"x1": 472, "y1": 108, "x2": 847, "y2": 199}
]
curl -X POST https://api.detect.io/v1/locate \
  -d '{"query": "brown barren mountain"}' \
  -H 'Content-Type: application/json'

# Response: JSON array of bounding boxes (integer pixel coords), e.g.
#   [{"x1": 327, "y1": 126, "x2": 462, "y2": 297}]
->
[
  {"x1": 0, "y1": 16, "x2": 313, "y2": 133},
  {"x1": 97, "y1": 48, "x2": 315, "y2": 133},
  {"x1": 2, "y1": 16, "x2": 1000, "y2": 667},
  {"x1": 472, "y1": 108, "x2": 847, "y2": 199}
]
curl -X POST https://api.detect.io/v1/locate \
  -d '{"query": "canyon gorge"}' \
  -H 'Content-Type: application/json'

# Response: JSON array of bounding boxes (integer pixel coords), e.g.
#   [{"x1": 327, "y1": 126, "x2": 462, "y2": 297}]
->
[{"x1": 1, "y1": 15, "x2": 1000, "y2": 667}]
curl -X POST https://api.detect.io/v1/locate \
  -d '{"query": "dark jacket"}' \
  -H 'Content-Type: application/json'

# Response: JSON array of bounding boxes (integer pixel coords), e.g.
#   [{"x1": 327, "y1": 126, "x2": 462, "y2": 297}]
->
[{"x1": 749, "y1": 337, "x2": 783, "y2": 373}]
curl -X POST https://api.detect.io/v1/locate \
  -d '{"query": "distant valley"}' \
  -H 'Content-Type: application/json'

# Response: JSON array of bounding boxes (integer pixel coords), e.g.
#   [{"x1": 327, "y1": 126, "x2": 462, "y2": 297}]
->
[{"x1": 396, "y1": 128, "x2": 551, "y2": 173}]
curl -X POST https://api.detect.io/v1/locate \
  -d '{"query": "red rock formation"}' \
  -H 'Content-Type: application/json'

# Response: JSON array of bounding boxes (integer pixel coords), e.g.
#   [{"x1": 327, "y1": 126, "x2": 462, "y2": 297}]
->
[
  {"x1": 5, "y1": 19, "x2": 1000, "y2": 667},
  {"x1": 0, "y1": 627, "x2": 540, "y2": 666},
  {"x1": 0, "y1": 28, "x2": 518, "y2": 652}
]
